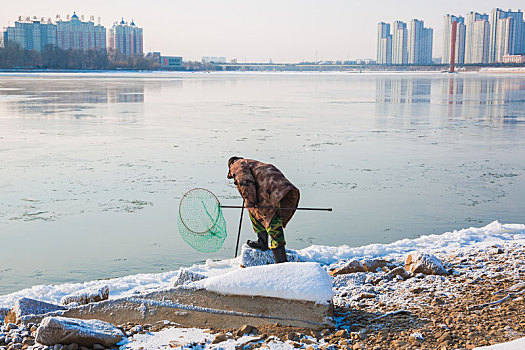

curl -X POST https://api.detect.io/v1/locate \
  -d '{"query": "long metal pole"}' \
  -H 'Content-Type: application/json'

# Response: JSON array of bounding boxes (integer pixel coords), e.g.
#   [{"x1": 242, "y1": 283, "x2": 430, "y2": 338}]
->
[
  {"x1": 221, "y1": 205, "x2": 332, "y2": 212},
  {"x1": 234, "y1": 200, "x2": 245, "y2": 258}
]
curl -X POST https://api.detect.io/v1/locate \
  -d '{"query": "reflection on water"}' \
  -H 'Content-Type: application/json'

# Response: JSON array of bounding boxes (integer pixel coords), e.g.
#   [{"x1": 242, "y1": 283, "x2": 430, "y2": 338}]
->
[
  {"x1": 444, "y1": 76, "x2": 525, "y2": 123},
  {"x1": 0, "y1": 78, "x2": 148, "y2": 116},
  {"x1": 376, "y1": 77, "x2": 431, "y2": 104},
  {"x1": 0, "y1": 72, "x2": 524, "y2": 295},
  {"x1": 375, "y1": 74, "x2": 525, "y2": 124}
]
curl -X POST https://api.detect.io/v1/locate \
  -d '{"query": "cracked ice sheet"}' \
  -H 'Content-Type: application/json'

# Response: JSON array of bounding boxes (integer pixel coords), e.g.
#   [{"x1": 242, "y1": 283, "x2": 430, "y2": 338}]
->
[{"x1": 120, "y1": 327, "x2": 262, "y2": 349}]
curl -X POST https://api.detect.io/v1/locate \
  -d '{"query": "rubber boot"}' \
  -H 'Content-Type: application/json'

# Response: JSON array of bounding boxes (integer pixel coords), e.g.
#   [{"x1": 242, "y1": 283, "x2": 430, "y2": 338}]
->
[
  {"x1": 271, "y1": 245, "x2": 288, "y2": 264},
  {"x1": 247, "y1": 231, "x2": 269, "y2": 251}
]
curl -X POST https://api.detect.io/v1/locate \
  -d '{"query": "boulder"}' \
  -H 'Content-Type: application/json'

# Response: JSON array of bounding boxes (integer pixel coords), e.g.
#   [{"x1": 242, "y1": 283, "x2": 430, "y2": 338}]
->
[
  {"x1": 329, "y1": 260, "x2": 365, "y2": 276},
  {"x1": 330, "y1": 258, "x2": 394, "y2": 276},
  {"x1": 4, "y1": 298, "x2": 67, "y2": 325},
  {"x1": 240, "y1": 244, "x2": 299, "y2": 268},
  {"x1": 362, "y1": 259, "x2": 391, "y2": 272},
  {"x1": 173, "y1": 268, "x2": 206, "y2": 286},
  {"x1": 35, "y1": 316, "x2": 125, "y2": 347},
  {"x1": 60, "y1": 286, "x2": 109, "y2": 306},
  {"x1": 212, "y1": 333, "x2": 229, "y2": 344},
  {"x1": 236, "y1": 324, "x2": 258, "y2": 336},
  {"x1": 0, "y1": 307, "x2": 9, "y2": 323},
  {"x1": 390, "y1": 266, "x2": 410, "y2": 280},
  {"x1": 405, "y1": 252, "x2": 448, "y2": 275}
]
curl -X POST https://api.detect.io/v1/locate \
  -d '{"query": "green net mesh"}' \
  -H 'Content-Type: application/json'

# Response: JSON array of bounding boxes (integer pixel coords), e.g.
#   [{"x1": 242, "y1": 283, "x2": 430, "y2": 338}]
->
[{"x1": 177, "y1": 188, "x2": 227, "y2": 253}]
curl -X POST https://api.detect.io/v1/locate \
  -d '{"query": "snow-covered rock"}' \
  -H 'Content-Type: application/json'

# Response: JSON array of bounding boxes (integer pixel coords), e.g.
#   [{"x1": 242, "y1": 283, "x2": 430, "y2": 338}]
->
[
  {"x1": 362, "y1": 258, "x2": 391, "y2": 272},
  {"x1": 0, "y1": 307, "x2": 9, "y2": 323},
  {"x1": 330, "y1": 258, "x2": 394, "y2": 276},
  {"x1": 35, "y1": 316, "x2": 125, "y2": 347},
  {"x1": 4, "y1": 298, "x2": 66, "y2": 324},
  {"x1": 329, "y1": 260, "x2": 365, "y2": 276},
  {"x1": 173, "y1": 268, "x2": 206, "y2": 286},
  {"x1": 239, "y1": 244, "x2": 299, "y2": 268},
  {"x1": 390, "y1": 266, "x2": 410, "y2": 280},
  {"x1": 60, "y1": 285, "x2": 110, "y2": 306},
  {"x1": 405, "y1": 252, "x2": 448, "y2": 275},
  {"x1": 194, "y1": 262, "x2": 334, "y2": 304}
]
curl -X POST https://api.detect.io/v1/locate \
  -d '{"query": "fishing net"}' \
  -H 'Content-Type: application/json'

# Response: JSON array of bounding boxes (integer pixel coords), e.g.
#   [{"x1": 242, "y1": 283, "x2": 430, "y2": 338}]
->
[{"x1": 177, "y1": 188, "x2": 227, "y2": 253}]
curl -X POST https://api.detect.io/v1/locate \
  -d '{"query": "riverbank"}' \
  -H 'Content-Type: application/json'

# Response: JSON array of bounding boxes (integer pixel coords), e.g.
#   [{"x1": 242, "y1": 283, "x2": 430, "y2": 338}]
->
[
  {"x1": 123, "y1": 239, "x2": 525, "y2": 349},
  {"x1": 0, "y1": 221, "x2": 524, "y2": 349}
]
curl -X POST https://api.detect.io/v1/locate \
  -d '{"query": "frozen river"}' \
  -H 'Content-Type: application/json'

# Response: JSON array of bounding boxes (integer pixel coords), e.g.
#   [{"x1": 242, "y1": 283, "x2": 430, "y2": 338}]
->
[{"x1": 0, "y1": 71, "x2": 524, "y2": 294}]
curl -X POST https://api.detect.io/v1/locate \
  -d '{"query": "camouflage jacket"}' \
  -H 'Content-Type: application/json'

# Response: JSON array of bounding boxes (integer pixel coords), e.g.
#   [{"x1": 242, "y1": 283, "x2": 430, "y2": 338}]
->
[{"x1": 227, "y1": 159, "x2": 300, "y2": 229}]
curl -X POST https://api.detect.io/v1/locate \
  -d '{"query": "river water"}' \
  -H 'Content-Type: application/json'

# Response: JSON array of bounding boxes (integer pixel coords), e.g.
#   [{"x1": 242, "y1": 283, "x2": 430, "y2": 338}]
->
[{"x1": 0, "y1": 72, "x2": 524, "y2": 295}]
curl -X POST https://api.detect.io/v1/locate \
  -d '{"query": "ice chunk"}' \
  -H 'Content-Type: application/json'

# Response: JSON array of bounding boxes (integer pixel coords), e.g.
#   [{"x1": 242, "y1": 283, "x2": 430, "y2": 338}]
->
[
  {"x1": 60, "y1": 285, "x2": 110, "y2": 306},
  {"x1": 173, "y1": 268, "x2": 206, "y2": 286}
]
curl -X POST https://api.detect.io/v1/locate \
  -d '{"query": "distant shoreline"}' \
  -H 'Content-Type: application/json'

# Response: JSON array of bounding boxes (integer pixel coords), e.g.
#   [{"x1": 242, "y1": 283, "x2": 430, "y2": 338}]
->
[
  {"x1": 1, "y1": 66, "x2": 525, "y2": 74},
  {"x1": 1, "y1": 69, "x2": 525, "y2": 75}
]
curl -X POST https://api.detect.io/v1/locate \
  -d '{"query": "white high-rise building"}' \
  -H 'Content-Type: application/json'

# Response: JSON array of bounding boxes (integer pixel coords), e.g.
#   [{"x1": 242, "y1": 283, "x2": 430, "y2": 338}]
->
[
  {"x1": 392, "y1": 21, "x2": 408, "y2": 64},
  {"x1": 489, "y1": 8, "x2": 525, "y2": 63},
  {"x1": 442, "y1": 15, "x2": 466, "y2": 64},
  {"x1": 472, "y1": 20, "x2": 490, "y2": 63},
  {"x1": 465, "y1": 12, "x2": 490, "y2": 64},
  {"x1": 408, "y1": 19, "x2": 433, "y2": 64},
  {"x1": 3, "y1": 17, "x2": 56, "y2": 51},
  {"x1": 108, "y1": 19, "x2": 143, "y2": 56},
  {"x1": 495, "y1": 17, "x2": 513, "y2": 62},
  {"x1": 56, "y1": 12, "x2": 106, "y2": 51},
  {"x1": 377, "y1": 22, "x2": 392, "y2": 64},
  {"x1": 422, "y1": 27, "x2": 433, "y2": 64},
  {"x1": 408, "y1": 19, "x2": 422, "y2": 64}
]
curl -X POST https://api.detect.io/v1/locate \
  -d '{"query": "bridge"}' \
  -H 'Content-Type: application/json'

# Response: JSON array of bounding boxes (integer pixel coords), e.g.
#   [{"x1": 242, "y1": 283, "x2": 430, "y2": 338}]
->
[{"x1": 212, "y1": 63, "x2": 447, "y2": 72}]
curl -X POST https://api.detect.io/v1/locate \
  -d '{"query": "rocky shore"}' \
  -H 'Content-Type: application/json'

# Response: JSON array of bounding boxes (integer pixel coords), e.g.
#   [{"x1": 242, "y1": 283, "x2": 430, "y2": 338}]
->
[
  {"x1": 328, "y1": 242, "x2": 525, "y2": 349},
  {"x1": 1, "y1": 241, "x2": 524, "y2": 350}
]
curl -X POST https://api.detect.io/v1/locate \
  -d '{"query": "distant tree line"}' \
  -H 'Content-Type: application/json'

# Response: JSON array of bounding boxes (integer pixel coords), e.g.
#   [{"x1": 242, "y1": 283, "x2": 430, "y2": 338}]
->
[
  {"x1": 0, "y1": 44, "x2": 161, "y2": 70},
  {"x1": 182, "y1": 61, "x2": 217, "y2": 71}
]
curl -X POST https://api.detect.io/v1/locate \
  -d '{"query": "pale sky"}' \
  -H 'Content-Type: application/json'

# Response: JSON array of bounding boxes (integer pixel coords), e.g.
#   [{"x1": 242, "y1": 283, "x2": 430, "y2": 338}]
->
[{"x1": 1, "y1": 0, "x2": 524, "y2": 62}]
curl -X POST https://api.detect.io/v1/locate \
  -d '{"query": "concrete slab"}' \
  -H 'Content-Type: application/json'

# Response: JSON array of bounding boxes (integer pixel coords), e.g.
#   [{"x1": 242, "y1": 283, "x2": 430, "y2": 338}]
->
[{"x1": 20, "y1": 287, "x2": 333, "y2": 330}]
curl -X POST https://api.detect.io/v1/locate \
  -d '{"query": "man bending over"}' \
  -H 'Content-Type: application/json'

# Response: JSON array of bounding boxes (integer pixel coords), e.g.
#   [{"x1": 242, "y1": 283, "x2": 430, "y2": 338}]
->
[{"x1": 227, "y1": 157, "x2": 300, "y2": 263}]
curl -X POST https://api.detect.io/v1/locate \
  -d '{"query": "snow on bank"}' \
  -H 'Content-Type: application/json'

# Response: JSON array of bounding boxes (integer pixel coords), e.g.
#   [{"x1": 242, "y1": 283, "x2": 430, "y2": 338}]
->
[
  {"x1": 475, "y1": 336, "x2": 525, "y2": 349},
  {"x1": 298, "y1": 221, "x2": 525, "y2": 265},
  {"x1": 0, "y1": 270, "x2": 180, "y2": 309},
  {"x1": 121, "y1": 327, "x2": 213, "y2": 349},
  {"x1": 121, "y1": 326, "x2": 291, "y2": 350},
  {"x1": 193, "y1": 262, "x2": 333, "y2": 304},
  {"x1": 1, "y1": 221, "x2": 524, "y2": 309}
]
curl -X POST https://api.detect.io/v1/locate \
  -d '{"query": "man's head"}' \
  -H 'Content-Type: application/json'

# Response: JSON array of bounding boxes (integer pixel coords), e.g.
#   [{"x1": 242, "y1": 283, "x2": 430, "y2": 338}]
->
[
  {"x1": 228, "y1": 156, "x2": 243, "y2": 168},
  {"x1": 227, "y1": 156, "x2": 243, "y2": 178}
]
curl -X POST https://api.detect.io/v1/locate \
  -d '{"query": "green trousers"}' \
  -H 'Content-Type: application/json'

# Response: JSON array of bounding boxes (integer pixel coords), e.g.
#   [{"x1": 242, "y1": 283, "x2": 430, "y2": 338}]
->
[{"x1": 248, "y1": 210, "x2": 285, "y2": 249}]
